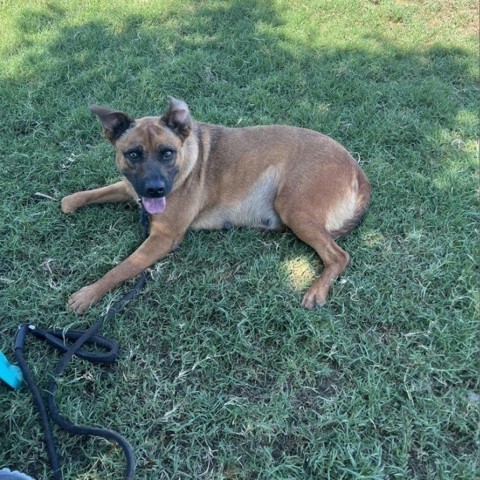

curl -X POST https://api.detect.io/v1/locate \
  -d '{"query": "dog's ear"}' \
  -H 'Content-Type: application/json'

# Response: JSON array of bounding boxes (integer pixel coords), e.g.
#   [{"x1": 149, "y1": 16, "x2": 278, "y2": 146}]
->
[
  {"x1": 89, "y1": 105, "x2": 134, "y2": 143},
  {"x1": 161, "y1": 96, "x2": 192, "y2": 140}
]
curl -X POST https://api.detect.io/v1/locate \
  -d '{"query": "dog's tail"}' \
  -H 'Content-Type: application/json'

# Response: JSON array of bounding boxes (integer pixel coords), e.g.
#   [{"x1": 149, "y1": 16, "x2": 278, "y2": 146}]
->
[{"x1": 331, "y1": 170, "x2": 371, "y2": 239}]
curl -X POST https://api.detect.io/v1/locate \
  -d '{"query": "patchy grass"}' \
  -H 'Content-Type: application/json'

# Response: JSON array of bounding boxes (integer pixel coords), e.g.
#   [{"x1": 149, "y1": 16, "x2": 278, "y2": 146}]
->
[{"x1": 0, "y1": 1, "x2": 478, "y2": 479}]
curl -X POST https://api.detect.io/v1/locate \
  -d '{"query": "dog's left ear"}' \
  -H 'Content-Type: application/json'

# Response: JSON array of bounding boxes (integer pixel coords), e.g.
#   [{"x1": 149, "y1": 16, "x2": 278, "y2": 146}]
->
[
  {"x1": 90, "y1": 105, "x2": 134, "y2": 143},
  {"x1": 161, "y1": 96, "x2": 192, "y2": 140}
]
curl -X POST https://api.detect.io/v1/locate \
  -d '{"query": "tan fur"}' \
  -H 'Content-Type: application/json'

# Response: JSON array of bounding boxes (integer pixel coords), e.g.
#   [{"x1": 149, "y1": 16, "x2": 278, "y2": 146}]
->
[{"x1": 61, "y1": 98, "x2": 370, "y2": 313}]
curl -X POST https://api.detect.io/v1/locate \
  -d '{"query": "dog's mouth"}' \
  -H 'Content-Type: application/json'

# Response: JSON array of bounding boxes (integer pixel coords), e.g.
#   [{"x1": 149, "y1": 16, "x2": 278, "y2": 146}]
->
[{"x1": 142, "y1": 196, "x2": 166, "y2": 214}]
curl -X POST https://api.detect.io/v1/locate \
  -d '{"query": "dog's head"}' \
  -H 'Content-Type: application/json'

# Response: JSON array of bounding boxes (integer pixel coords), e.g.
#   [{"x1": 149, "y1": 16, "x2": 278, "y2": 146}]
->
[{"x1": 90, "y1": 97, "x2": 192, "y2": 214}]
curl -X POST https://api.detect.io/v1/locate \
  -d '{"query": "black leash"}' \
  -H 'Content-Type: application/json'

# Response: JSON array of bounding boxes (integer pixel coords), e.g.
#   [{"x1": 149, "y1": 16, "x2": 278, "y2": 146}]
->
[{"x1": 13, "y1": 203, "x2": 150, "y2": 480}]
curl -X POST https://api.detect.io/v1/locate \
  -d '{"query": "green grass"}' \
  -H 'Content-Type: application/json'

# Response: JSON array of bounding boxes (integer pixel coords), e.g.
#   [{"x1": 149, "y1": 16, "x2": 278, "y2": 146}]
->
[{"x1": 0, "y1": 0, "x2": 478, "y2": 478}]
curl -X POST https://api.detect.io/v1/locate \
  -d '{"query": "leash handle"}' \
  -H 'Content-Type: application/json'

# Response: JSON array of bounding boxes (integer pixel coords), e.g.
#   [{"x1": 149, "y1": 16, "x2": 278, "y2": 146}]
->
[
  {"x1": 15, "y1": 321, "x2": 137, "y2": 480},
  {"x1": 29, "y1": 326, "x2": 119, "y2": 363}
]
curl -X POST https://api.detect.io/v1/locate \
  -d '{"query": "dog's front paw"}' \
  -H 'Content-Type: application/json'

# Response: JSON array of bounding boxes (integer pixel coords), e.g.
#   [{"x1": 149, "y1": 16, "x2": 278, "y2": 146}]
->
[
  {"x1": 61, "y1": 194, "x2": 80, "y2": 214},
  {"x1": 301, "y1": 287, "x2": 327, "y2": 310},
  {"x1": 68, "y1": 284, "x2": 101, "y2": 314}
]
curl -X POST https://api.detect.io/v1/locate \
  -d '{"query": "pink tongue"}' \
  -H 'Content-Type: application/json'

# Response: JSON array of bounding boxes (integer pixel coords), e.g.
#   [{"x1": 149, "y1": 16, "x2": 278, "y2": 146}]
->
[{"x1": 142, "y1": 197, "x2": 166, "y2": 214}]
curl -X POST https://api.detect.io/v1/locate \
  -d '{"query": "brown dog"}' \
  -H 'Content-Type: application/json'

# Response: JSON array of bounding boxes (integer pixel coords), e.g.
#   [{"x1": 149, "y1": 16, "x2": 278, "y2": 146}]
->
[{"x1": 61, "y1": 97, "x2": 370, "y2": 314}]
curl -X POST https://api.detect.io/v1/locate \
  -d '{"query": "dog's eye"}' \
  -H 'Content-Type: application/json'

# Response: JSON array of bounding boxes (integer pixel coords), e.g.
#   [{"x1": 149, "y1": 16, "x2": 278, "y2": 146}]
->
[
  {"x1": 125, "y1": 150, "x2": 142, "y2": 162},
  {"x1": 162, "y1": 150, "x2": 175, "y2": 162}
]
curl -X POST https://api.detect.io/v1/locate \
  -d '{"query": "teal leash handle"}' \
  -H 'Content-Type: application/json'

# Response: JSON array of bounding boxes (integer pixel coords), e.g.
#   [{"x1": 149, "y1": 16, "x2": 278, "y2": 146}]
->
[{"x1": 0, "y1": 351, "x2": 22, "y2": 389}]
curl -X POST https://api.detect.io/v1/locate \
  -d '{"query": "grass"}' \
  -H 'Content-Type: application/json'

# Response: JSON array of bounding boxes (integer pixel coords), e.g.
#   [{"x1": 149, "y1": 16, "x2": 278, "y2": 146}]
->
[{"x1": 0, "y1": 0, "x2": 478, "y2": 478}]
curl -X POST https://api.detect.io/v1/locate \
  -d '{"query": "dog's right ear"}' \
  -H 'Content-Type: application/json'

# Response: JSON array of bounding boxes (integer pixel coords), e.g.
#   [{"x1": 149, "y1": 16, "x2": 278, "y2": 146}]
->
[
  {"x1": 161, "y1": 96, "x2": 192, "y2": 141},
  {"x1": 89, "y1": 105, "x2": 134, "y2": 143}
]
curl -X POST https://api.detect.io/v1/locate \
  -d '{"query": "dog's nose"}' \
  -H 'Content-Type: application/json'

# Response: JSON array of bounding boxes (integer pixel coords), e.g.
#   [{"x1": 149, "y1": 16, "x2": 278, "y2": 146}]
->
[{"x1": 145, "y1": 179, "x2": 166, "y2": 197}]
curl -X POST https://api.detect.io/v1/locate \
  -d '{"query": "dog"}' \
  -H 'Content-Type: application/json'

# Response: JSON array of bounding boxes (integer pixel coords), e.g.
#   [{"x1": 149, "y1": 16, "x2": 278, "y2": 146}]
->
[{"x1": 61, "y1": 97, "x2": 370, "y2": 314}]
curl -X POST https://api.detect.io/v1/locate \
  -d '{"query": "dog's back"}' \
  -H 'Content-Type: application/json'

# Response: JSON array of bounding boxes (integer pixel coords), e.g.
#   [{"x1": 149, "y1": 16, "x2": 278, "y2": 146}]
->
[{"x1": 189, "y1": 123, "x2": 370, "y2": 238}]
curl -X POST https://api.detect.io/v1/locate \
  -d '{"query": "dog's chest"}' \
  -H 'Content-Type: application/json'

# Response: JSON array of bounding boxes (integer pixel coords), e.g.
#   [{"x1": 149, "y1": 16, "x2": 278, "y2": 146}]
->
[{"x1": 190, "y1": 168, "x2": 283, "y2": 231}]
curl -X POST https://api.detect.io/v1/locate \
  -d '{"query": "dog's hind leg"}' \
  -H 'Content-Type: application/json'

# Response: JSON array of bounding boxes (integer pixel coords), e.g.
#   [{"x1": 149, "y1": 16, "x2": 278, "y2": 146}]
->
[
  {"x1": 275, "y1": 192, "x2": 352, "y2": 309},
  {"x1": 61, "y1": 181, "x2": 134, "y2": 213},
  {"x1": 286, "y1": 218, "x2": 350, "y2": 309},
  {"x1": 275, "y1": 158, "x2": 368, "y2": 308}
]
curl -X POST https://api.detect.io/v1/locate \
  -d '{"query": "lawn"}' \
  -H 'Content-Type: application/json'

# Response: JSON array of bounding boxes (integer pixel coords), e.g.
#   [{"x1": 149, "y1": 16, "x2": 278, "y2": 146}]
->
[{"x1": 0, "y1": 0, "x2": 478, "y2": 479}]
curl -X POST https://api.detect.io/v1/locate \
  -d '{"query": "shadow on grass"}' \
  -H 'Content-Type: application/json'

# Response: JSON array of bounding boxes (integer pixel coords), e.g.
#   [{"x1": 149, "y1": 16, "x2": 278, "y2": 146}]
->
[{"x1": 4, "y1": 0, "x2": 475, "y2": 150}]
